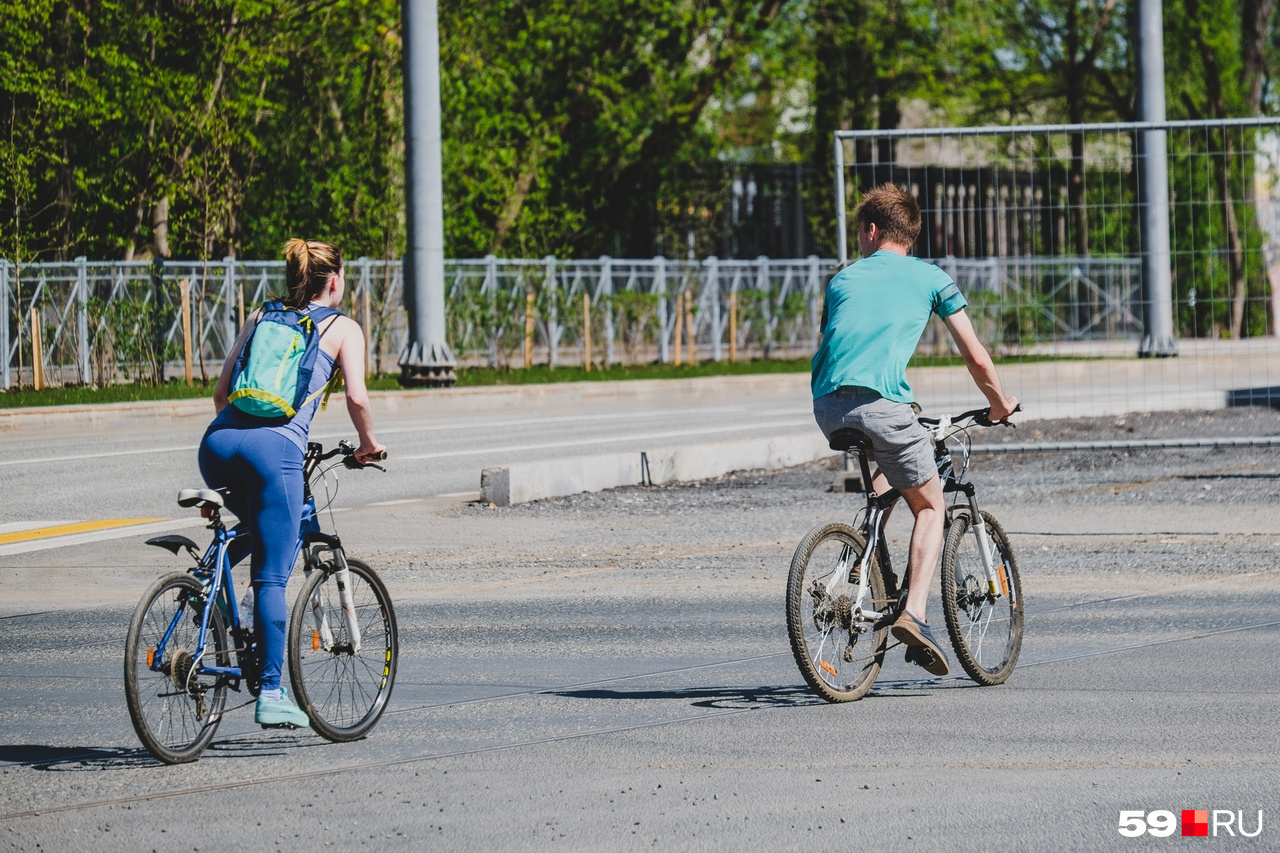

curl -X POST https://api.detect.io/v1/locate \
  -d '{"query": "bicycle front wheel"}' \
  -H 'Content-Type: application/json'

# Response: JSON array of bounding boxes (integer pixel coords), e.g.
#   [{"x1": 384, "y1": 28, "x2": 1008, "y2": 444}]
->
[
  {"x1": 288, "y1": 558, "x2": 398, "y2": 742},
  {"x1": 940, "y1": 511, "x2": 1024, "y2": 685},
  {"x1": 785, "y1": 523, "x2": 888, "y2": 702},
  {"x1": 124, "y1": 573, "x2": 229, "y2": 764}
]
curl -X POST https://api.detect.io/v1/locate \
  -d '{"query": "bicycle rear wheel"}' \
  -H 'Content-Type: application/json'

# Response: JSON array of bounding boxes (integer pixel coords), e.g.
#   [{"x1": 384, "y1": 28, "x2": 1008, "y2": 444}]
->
[
  {"x1": 288, "y1": 558, "x2": 398, "y2": 742},
  {"x1": 785, "y1": 523, "x2": 888, "y2": 702},
  {"x1": 940, "y1": 511, "x2": 1023, "y2": 685},
  {"x1": 124, "y1": 573, "x2": 229, "y2": 764}
]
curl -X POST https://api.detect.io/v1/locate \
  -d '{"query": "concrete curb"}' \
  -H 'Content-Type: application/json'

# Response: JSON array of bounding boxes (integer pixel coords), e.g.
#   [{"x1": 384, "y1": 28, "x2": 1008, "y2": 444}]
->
[{"x1": 479, "y1": 432, "x2": 833, "y2": 506}]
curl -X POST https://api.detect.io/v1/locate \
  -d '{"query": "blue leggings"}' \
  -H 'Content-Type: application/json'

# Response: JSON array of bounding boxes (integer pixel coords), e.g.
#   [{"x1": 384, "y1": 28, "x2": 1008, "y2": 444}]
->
[{"x1": 198, "y1": 426, "x2": 303, "y2": 692}]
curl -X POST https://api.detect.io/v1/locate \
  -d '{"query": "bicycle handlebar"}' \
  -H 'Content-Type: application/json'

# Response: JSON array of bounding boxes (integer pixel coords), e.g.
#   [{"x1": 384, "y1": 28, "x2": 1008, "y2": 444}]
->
[
  {"x1": 919, "y1": 403, "x2": 1023, "y2": 429},
  {"x1": 337, "y1": 440, "x2": 387, "y2": 471},
  {"x1": 306, "y1": 440, "x2": 388, "y2": 475}
]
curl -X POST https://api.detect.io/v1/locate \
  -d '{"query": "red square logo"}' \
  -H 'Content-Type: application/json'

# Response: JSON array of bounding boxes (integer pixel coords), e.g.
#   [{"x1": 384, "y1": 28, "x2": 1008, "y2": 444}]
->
[{"x1": 1182, "y1": 809, "x2": 1209, "y2": 837}]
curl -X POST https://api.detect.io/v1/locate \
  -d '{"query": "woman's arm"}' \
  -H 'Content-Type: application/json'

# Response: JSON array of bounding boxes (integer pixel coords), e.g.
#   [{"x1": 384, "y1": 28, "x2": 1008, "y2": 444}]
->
[
  {"x1": 333, "y1": 318, "x2": 385, "y2": 462},
  {"x1": 212, "y1": 309, "x2": 260, "y2": 413}
]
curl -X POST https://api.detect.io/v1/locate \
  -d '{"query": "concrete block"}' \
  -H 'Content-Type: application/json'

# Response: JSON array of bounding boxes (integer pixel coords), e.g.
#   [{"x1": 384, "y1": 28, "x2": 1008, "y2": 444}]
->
[
  {"x1": 480, "y1": 432, "x2": 837, "y2": 506},
  {"x1": 830, "y1": 470, "x2": 864, "y2": 493},
  {"x1": 481, "y1": 451, "x2": 643, "y2": 506},
  {"x1": 479, "y1": 467, "x2": 511, "y2": 505},
  {"x1": 642, "y1": 433, "x2": 832, "y2": 485}
]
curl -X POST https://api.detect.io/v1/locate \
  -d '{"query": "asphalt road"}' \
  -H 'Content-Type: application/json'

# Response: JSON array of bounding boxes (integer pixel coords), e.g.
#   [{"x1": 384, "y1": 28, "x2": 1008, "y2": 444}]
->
[
  {"x1": 0, "y1": 376, "x2": 817, "y2": 534},
  {"x1": 1, "y1": 408, "x2": 1278, "y2": 851}
]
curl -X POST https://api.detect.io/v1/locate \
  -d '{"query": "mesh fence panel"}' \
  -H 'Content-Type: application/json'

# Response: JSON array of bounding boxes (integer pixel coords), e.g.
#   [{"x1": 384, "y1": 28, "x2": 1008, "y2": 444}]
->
[{"x1": 835, "y1": 118, "x2": 1280, "y2": 416}]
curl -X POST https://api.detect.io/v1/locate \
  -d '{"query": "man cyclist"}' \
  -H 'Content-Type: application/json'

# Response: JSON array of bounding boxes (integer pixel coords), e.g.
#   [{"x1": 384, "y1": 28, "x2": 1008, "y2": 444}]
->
[{"x1": 812, "y1": 183, "x2": 1018, "y2": 676}]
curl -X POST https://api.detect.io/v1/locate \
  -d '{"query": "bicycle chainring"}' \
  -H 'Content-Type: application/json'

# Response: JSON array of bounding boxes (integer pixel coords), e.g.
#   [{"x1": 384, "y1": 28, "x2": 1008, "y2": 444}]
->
[{"x1": 233, "y1": 627, "x2": 261, "y2": 697}]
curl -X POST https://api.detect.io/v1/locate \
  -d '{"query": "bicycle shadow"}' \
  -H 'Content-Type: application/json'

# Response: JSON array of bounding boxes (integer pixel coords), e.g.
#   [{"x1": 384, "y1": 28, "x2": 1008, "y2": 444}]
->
[
  {"x1": 1, "y1": 732, "x2": 322, "y2": 771},
  {"x1": 0, "y1": 744, "x2": 154, "y2": 770},
  {"x1": 548, "y1": 684, "x2": 818, "y2": 710}
]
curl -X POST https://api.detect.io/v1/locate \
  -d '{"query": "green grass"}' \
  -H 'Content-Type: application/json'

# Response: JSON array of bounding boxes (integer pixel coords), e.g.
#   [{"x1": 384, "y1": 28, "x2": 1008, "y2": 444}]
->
[
  {"x1": 0, "y1": 354, "x2": 1088, "y2": 408},
  {"x1": 0, "y1": 379, "x2": 218, "y2": 408}
]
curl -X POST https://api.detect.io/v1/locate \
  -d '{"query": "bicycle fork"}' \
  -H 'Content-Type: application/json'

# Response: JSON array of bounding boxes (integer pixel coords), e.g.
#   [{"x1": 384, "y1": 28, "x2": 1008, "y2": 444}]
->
[
  {"x1": 956, "y1": 490, "x2": 1007, "y2": 598},
  {"x1": 303, "y1": 533, "x2": 363, "y2": 654}
]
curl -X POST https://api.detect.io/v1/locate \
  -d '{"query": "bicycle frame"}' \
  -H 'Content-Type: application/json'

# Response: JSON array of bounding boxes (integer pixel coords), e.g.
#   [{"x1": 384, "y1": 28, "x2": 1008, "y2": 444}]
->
[
  {"x1": 144, "y1": 515, "x2": 249, "y2": 694},
  {"x1": 147, "y1": 440, "x2": 368, "y2": 691},
  {"x1": 840, "y1": 415, "x2": 1007, "y2": 628}
]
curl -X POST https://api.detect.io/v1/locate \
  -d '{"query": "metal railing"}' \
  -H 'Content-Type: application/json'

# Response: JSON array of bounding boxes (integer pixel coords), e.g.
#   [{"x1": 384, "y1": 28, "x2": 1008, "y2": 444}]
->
[{"x1": 3, "y1": 253, "x2": 1148, "y2": 389}]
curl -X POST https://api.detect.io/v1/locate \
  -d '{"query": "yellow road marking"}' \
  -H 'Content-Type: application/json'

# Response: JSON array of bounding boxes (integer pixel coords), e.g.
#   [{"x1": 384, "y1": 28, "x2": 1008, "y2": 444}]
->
[{"x1": 0, "y1": 518, "x2": 168, "y2": 544}]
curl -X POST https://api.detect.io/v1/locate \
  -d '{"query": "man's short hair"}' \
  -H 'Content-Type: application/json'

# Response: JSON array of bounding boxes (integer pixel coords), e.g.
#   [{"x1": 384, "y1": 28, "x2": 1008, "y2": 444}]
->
[{"x1": 855, "y1": 184, "x2": 921, "y2": 247}]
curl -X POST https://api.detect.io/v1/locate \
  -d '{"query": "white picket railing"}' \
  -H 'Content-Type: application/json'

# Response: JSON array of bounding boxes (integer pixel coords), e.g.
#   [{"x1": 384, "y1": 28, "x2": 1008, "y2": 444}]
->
[{"x1": 2, "y1": 254, "x2": 1143, "y2": 389}]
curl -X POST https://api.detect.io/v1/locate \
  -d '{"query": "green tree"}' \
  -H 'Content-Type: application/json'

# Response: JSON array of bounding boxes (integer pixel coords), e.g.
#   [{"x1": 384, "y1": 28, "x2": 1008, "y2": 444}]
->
[{"x1": 440, "y1": 0, "x2": 790, "y2": 259}]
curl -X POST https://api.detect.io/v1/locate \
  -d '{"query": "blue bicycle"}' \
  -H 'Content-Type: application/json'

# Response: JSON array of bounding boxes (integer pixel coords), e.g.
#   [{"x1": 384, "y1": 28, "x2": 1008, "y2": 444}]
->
[{"x1": 124, "y1": 440, "x2": 398, "y2": 764}]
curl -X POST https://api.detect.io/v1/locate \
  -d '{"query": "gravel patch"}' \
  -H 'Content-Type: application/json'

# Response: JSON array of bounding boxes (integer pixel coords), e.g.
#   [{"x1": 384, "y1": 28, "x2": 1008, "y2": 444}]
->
[{"x1": 447, "y1": 407, "x2": 1280, "y2": 582}]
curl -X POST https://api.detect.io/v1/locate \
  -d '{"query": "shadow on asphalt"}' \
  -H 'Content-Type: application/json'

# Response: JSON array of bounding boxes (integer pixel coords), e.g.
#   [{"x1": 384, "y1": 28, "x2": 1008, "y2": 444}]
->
[
  {"x1": 547, "y1": 684, "x2": 817, "y2": 709},
  {"x1": 0, "y1": 744, "x2": 153, "y2": 770},
  {"x1": 0, "y1": 731, "x2": 316, "y2": 770}
]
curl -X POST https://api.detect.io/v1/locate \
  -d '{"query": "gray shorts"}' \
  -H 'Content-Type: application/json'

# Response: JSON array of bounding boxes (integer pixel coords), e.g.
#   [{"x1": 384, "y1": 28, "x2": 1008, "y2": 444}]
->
[{"x1": 813, "y1": 387, "x2": 936, "y2": 490}]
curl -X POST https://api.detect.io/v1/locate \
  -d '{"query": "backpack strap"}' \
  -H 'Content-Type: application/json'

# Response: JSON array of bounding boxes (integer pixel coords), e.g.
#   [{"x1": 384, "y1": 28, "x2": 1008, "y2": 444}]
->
[{"x1": 301, "y1": 311, "x2": 346, "y2": 412}]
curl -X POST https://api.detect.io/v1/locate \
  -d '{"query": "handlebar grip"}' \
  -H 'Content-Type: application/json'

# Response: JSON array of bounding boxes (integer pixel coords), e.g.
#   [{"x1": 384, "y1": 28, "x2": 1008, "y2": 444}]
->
[{"x1": 975, "y1": 403, "x2": 1022, "y2": 427}]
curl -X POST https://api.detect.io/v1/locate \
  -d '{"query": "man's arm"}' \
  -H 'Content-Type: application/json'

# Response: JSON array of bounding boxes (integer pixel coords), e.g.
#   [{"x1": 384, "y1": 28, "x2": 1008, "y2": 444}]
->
[{"x1": 942, "y1": 309, "x2": 1018, "y2": 421}]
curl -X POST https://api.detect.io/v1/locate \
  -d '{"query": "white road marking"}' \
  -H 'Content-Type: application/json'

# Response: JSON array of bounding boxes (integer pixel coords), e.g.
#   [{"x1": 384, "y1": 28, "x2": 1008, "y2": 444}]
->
[
  {"x1": 398, "y1": 418, "x2": 812, "y2": 460},
  {"x1": 0, "y1": 405, "x2": 808, "y2": 467}
]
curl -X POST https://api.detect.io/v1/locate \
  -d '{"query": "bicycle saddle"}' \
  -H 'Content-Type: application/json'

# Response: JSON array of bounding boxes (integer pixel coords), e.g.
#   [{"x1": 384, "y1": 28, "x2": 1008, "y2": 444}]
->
[
  {"x1": 827, "y1": 428, "x2": 873, "y2": 453},
  {"x1": 177, "y1": 488, "x2": 225, "y2": 509}
]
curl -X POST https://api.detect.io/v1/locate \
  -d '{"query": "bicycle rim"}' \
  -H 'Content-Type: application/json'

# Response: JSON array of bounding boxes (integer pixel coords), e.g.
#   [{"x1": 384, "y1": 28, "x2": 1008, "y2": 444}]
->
[
  {"x1": 124, "y1": 573, "x2": 228, "y2": 764},
  {"x1": 288, "y1": 559, "x2": 398, "y2": 742}
]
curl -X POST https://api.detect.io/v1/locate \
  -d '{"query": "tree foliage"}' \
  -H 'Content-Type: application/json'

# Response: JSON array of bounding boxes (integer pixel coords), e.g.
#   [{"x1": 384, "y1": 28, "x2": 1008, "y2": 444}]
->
[{"x1": 2, "y1": 0, "x2": 1278, "y2": 271}]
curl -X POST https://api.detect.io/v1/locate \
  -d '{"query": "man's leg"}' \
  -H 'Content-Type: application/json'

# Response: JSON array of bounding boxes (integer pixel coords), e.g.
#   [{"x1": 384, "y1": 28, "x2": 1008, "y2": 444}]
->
[
  {"x1": 899, "y1": 473, "x2": 945, "y2": 620},
  {"x1": 887, "y1": 472, "x2": 950, "y2": 676}
]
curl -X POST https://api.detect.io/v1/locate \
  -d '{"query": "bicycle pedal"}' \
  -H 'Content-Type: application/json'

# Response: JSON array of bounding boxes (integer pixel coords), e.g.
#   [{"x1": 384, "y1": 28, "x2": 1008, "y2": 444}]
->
[
  {"x1": 904, "y1": 646, "x2": 936, "y2": 668},
  {"x1": 259, "y1": 722, "x2": 299, "y2": 731}
]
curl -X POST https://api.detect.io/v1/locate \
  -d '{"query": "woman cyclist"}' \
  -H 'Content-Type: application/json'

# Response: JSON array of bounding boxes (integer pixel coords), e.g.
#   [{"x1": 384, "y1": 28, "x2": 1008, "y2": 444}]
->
[{"x1": 200, "y1": 239, "x2": 385, "y2": 728}]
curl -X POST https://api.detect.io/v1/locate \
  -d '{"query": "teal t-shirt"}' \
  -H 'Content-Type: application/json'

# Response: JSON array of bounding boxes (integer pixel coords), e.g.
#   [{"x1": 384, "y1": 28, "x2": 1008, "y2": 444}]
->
[{"x1": 810, "y1": 251, "x2": 967, "y2": 402}]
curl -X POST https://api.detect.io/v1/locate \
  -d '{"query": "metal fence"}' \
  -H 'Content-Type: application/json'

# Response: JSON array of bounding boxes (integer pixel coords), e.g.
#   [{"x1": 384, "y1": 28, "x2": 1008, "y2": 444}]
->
[
  {"x1": 832, "y1": 117, "x2": 1280, "y2": 415},
  {"x1": 2, "y1": 253, "x2": 1163, "y2": 389},
  {"x1": 834, "y1": 117, "x2": 1280, "y2": 343}
]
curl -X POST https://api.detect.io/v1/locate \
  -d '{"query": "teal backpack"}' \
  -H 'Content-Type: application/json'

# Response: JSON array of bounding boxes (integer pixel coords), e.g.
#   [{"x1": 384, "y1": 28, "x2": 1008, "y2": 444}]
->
[{"x1": 228, "y1": 301, "x2": 343, "y2": 422}]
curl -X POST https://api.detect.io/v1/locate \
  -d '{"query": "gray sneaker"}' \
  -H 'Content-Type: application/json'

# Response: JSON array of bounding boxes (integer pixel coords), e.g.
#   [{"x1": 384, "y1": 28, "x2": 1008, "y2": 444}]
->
[
  {"x1": 891, "y1": 611, "x2": 951, "y2": 677},
  {"x1": 255, "y1": 688, "x2": 311, "y2": 729}
]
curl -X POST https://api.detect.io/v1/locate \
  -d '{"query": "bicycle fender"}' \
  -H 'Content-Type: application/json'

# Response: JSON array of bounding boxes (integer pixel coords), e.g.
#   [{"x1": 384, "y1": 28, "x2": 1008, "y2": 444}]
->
[{"x1": 145, "y1": 534, "x2": 200, "y2": 558}]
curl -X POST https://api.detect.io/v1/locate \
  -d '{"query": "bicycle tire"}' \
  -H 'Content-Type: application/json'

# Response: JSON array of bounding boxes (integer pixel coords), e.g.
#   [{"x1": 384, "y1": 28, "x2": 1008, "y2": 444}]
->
[
  {"x1": 940, "y1": 510, "x2": 1024, "y2": 685},
  {"x1": 124, "y1": 573, "x2": 229, "y2": 764},
  {"x1": 785, "y1": 523, "x2": 888, "y2": 702},
  {"x1": 287, "y1": 558, "x2": 398, "y2": 742}
]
